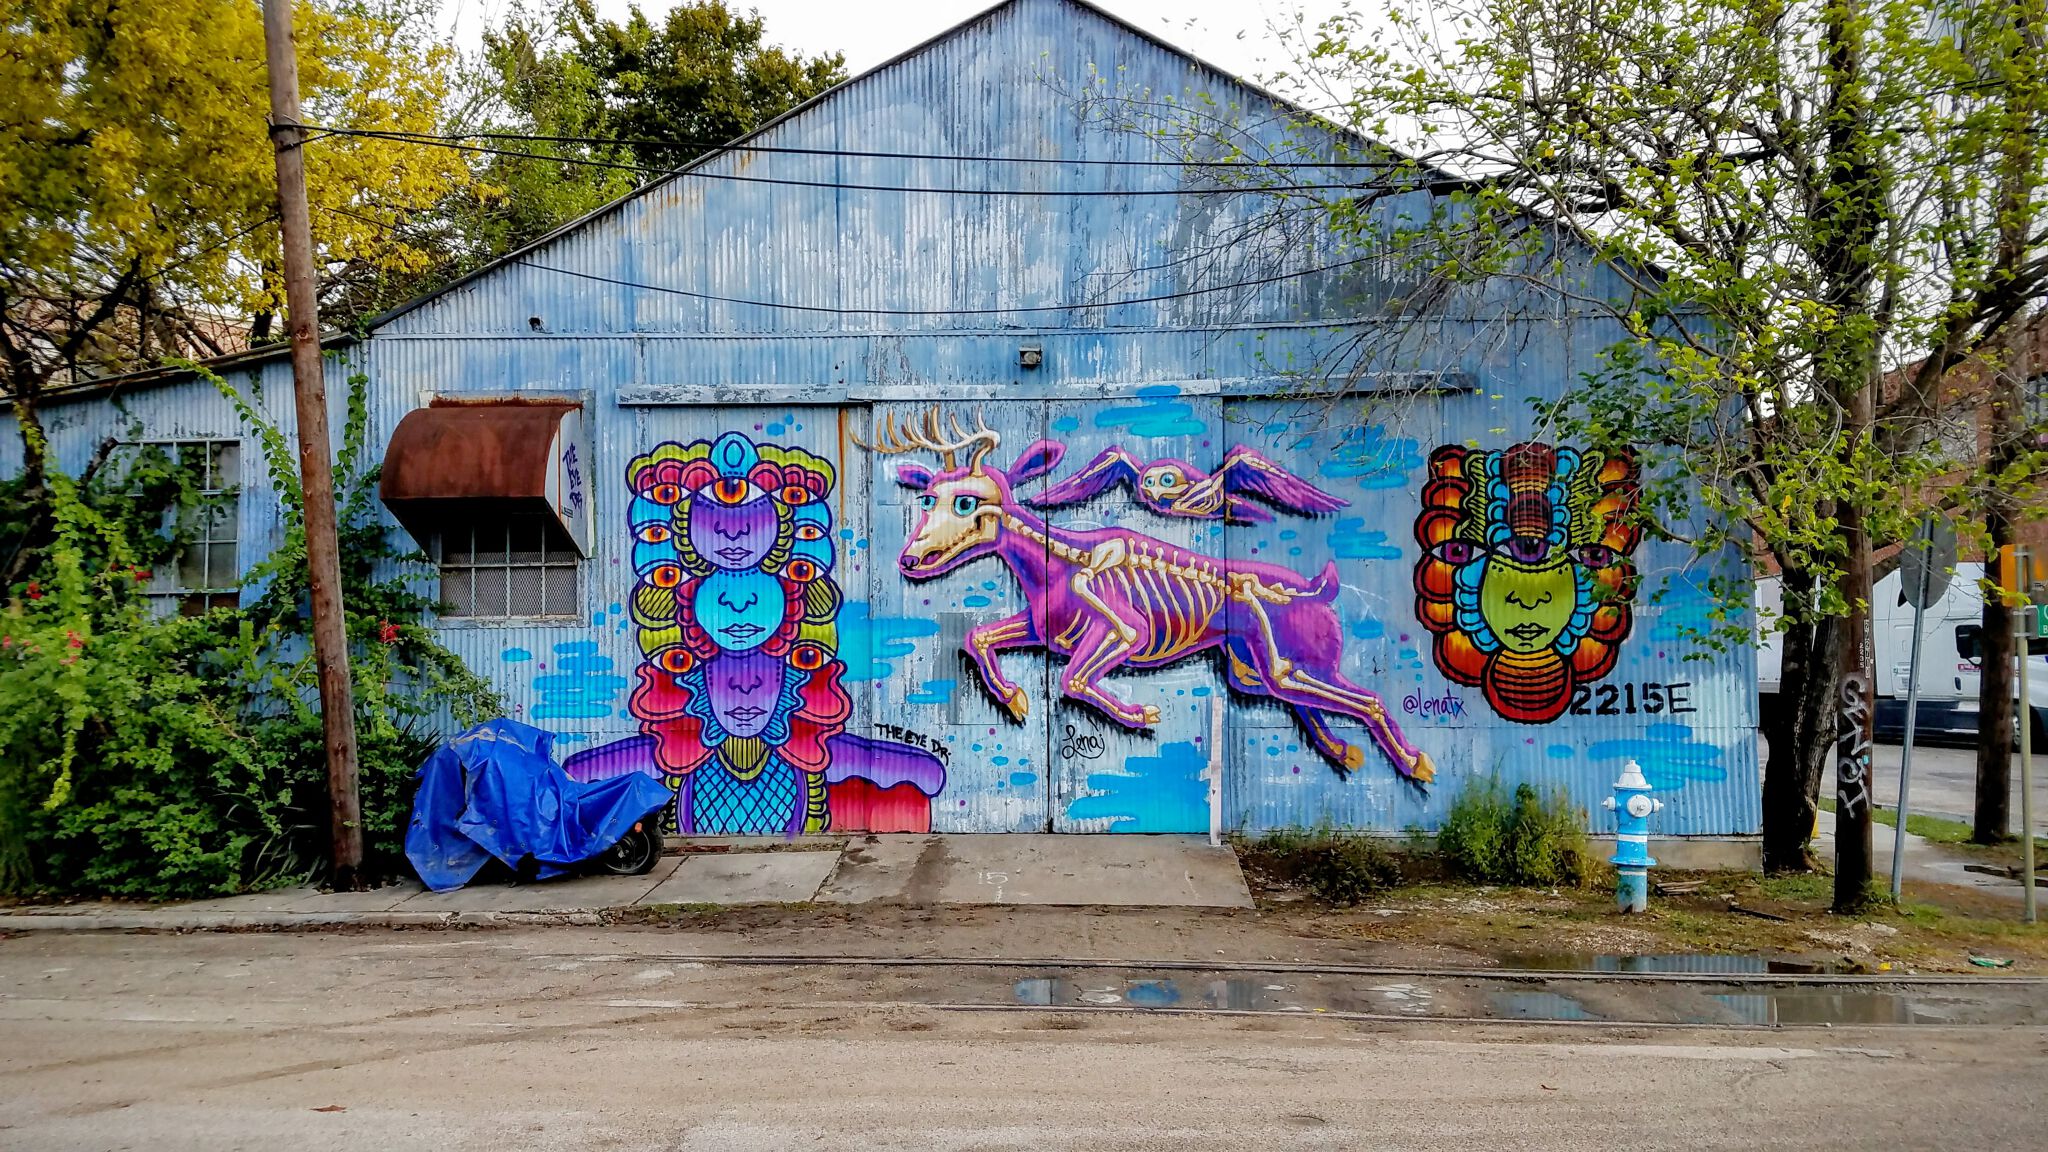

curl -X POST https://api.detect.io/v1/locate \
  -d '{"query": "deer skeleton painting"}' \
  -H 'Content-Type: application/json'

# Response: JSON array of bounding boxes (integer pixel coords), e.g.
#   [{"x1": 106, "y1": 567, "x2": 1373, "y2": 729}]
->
[{"x1": 867, "y1": 408, "x2": 1435, "y2": 786}]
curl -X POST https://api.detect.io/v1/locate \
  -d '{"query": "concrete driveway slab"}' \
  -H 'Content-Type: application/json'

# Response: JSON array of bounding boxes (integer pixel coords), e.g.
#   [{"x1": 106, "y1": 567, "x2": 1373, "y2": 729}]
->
[
  {"x1": 818, "y1": 834, "x2": 1252, "y2": 908},
  {"x1": 277, "y1": 882, "x2": 425, "y2": 913},
  {"x1": 393, "y1": 857, "x2": 681, "y2": 912},
  {"x1": 639, "y1": 850, "x2": 839, "y2": 905},
  {"x1": 170, "y1": 887, "x2": 325, "y2": 914}
]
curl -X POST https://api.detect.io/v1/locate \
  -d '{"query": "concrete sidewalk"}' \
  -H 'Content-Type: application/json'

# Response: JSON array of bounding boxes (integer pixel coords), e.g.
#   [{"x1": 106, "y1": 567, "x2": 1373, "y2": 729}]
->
[
  {"x1": 1814, "y1": 809, "x2": 2039, "y2": 904},
  {"x1": 0, "y1": 834, "x2": 1252, "y2": 932}
]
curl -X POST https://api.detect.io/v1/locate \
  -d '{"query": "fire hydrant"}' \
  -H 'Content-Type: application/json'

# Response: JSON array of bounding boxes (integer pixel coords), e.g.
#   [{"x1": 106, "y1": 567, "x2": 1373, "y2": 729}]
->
[{"x1": 1601, "y1": 759, "x2": 1663, "y2": 913}]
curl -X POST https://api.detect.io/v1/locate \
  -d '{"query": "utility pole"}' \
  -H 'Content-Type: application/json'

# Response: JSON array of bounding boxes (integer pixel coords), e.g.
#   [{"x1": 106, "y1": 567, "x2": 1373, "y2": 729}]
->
[
  {"x1": 262, "y1": 0, "x2": 364, "y2": 888},
  {"x1": 1832, "y1": 418, "x2": 1878, "y2": 911},
  {"x1": 2019, "y1": 550, "x2": 2036, "y2": 925}
]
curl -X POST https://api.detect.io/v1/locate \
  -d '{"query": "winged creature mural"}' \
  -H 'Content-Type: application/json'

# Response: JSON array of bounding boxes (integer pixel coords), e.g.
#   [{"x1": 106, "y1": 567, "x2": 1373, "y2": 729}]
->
[{"x1": 1028, "y1": 445, "x2": 1348, "y2": 524}]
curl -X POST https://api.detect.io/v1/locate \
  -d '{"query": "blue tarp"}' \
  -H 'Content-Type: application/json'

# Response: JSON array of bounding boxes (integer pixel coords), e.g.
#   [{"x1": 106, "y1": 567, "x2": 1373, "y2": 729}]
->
[{"x1": 405, "y1": 718, "x2": 673, "y2": 892}]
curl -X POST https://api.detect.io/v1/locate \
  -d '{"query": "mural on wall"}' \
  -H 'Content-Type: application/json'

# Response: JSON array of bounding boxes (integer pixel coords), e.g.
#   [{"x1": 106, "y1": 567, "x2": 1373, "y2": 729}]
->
[
  {"x1": 1412, "y1": 442, "x2": 1643, "y2": 724},
  {"x1": 1030, "y1": 444, "x2": 1350, "y2": 523},
  {"x1": 563, "y1": 431, "x2": 946, "y2": 833},
  {"x1": 866, "y1": 408, "x2": 1435, "y2": 785}
]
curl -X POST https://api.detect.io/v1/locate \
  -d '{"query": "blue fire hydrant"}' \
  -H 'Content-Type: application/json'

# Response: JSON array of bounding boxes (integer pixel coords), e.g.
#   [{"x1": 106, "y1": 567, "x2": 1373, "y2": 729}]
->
[{"x1": 1601, "y1": 759, "x2": 1663, "y2": 913}]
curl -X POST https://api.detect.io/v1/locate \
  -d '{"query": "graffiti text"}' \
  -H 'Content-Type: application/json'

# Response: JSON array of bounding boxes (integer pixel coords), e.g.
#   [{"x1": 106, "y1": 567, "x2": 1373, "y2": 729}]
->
[
  {"x1": 1568, "y1": 681, "x2": 1697, "y2": 717},
  {"x1": 1401, "y1": 691, "x2": 1467, "y2": 719},
  {"x1": 1058, "y1": 721, "x2": 1107, "y2": 761},
  {"x1": 875, "y1": 722, "x2": 951, "y2": 766},
  {"x1": 1835, "y1": 672, "x2": 1872, "y2": 819}
]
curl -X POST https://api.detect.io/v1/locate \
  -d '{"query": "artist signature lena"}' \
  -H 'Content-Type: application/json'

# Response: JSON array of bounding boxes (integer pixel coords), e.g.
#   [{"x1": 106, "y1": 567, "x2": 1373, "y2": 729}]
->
[{"x1": 1058, "y1": 722, "x2": 1106, "y2": 761}]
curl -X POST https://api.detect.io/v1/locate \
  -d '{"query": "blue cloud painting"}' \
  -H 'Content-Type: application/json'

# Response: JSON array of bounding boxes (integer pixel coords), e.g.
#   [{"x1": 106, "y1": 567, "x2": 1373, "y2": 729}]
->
[
  {"x1": 1322, "y1": 424, "x2": 1423, "y2": 489},
  {"x1": 1094, "y1": 384, "x2": 1208, "y2": 438}
]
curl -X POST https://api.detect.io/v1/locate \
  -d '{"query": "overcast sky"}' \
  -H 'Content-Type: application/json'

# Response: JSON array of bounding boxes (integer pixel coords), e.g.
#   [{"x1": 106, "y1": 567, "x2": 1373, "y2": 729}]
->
[{"x1": 442, "y1": 0, "x2": 1347, "y2": 89}]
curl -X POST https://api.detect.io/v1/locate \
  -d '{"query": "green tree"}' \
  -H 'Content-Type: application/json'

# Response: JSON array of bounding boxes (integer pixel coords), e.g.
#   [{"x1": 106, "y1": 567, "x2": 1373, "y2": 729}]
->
[
  {"x1": 381, "y1": 0, "x2": 846, "y2": 305},
  {"x1": 1121, "y1": 0, "x2": 2048, "y2": 899},
  {"x1": 0, "y1": 0, "x2": 469, "y2": 582}
]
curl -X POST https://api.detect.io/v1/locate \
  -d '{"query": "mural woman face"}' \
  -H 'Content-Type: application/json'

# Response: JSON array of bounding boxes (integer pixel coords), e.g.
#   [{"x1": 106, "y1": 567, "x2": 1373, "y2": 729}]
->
[
  {"x1": 1414, "y1": 442, "x2": 1644, "y2": 724},
  {"x1": 1478, "y1": 550, "x2": 1579, "y2": 654},
  {"x1": 701, "y1": 648, "x2": 784, "y2": 737},
  {"x1": 687, "y1": 479, "x2": 779, "y2": 570},
  {"x1": 692, "y1": 569, "x2": 787, "y2": 651}
]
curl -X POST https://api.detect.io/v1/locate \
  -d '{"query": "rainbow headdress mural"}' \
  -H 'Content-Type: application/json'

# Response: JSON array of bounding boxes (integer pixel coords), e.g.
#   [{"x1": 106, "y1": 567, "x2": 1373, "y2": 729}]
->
[
  {"x1": 564, "y1": 431, "x2": 945, "y2": 834},
  {"x1": 1412, "y1": 442, "x2": 1643, "y2": 724}
]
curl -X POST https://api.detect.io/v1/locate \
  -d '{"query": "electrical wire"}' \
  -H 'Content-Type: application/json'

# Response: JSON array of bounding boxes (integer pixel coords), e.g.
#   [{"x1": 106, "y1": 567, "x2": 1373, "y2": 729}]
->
[
  {"x1": 309, "y1": 123, "x2": 1408, "y2": 169},
  {"x1": 310, "y1": 195, "x2": 1392, "y2": 317},
  {"x1": 311, "y1": 125, "x2": 1471, "y2": 199},
  {"x1": 512, "y1": 254, "x2": 1382, "y2": 315}
]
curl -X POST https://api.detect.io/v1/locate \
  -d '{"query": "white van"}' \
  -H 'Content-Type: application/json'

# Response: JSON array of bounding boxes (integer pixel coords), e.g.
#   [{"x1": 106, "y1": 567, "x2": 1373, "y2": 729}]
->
[{"x1": 1757, "y1": 562, "x2": 2048, "y2": 744}]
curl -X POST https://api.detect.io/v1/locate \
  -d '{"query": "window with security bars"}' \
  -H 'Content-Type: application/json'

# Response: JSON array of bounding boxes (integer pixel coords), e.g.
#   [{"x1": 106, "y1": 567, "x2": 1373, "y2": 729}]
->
[
  {"x1": 433, "y1": 514, "x2": 581, "y2": 619},
  {"x1": 134, "y1": 440, "x2": 241, "y2": 615}
]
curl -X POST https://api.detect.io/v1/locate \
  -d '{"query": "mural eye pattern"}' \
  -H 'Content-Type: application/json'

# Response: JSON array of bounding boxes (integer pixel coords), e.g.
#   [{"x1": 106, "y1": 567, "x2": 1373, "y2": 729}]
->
[
  {"x1": 564, "y1": 430, "x2": 946, "y2": 835},
  {"x1": 1413, "y1": 442, "x2": 1643, "y2": 724}
]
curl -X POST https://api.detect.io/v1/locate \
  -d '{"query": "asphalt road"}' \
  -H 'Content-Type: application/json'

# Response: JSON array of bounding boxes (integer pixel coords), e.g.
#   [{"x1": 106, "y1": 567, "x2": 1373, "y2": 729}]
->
[
  {"x1": 1816, "y1": 738, "x2": 2048, "y2": 836},
  {"x1": 3, "y1": 929, "x2": 2043, "y2": 1151}
]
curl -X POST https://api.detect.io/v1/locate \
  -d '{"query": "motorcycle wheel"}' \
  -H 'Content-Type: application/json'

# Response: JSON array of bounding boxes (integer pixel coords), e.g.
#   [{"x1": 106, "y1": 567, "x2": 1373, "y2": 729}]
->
[{"x1": 596, "y1": 822, "x2": 663, "y2": 876}]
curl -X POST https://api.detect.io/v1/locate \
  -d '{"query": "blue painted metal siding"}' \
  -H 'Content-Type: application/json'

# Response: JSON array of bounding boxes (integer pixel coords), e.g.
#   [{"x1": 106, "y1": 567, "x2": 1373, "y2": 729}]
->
[{"x1": 10, "y1": 0, "x2": 1756, "y2": 837}]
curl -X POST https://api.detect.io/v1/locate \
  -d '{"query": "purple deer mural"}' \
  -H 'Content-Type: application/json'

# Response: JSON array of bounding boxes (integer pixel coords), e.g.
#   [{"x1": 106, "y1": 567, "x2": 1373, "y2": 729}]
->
[{"x1": 868, "y1": 409, "x2": 1436, "y2": 785}]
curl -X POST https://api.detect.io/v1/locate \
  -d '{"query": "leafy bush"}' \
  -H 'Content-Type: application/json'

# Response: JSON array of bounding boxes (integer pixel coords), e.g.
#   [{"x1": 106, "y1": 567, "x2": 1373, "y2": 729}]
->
[
  {"x1": 0, "y1": 372, "x2": 498, "y2": 899},
  {"x1": 1241, "y1": 828, "x2": 1404, "y2": 905},
  {"x1": 1435, "y1": 778, "x2": 1594, "y2": 888}
]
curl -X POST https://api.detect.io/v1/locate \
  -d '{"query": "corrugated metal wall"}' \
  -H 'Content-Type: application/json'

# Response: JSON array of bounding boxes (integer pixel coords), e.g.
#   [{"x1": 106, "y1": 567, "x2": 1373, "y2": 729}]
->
[{"x1": 13, "y1": 0, "x2": 1757, "y2": 837}]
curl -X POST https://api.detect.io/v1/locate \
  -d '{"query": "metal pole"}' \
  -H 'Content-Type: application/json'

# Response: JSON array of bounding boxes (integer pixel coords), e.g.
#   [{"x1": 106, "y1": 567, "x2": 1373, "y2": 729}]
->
[
  {"x1": 1207, "y1": 697, "x2": 1223, "y2": 848},
  {"x1": 2019, "y1": 546, "x2": 2036, "y2": 924},
  {"x1": 262, "y1": 0, "x2": 364, "y2": 889},
  {"x1": 1891, "y1": 518, "x2": 1932, "y2": 900}
]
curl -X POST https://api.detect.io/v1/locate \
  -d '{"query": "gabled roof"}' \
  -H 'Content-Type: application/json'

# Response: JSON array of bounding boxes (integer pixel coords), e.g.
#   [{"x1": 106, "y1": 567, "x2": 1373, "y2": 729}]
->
[
  {"x1": 39, "y1": 0, "x2": 1471, "y2": 404},
  {"x1": 366, "y1": 0, "x2": 1444, "y2": 332}
]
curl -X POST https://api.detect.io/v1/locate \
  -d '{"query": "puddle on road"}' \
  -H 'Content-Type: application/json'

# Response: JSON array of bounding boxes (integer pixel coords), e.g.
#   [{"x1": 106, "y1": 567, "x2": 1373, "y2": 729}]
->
[
  {"x1": 1011, "y1": 975, "x2": 1436, "y2": 1017},
  {"x1": 1494, "y1": 953, "x2": 1846, "y2": 975},
  {"x1": 1709, "y1": 991, "x2": 2047, "y2": 1026},
  {"x1": 1001, "y1": 970, "x2": 2045, "y2": 1027},
  {"x1": 1490, "y1": 991, "x2": 1602, "y2": 1021}
]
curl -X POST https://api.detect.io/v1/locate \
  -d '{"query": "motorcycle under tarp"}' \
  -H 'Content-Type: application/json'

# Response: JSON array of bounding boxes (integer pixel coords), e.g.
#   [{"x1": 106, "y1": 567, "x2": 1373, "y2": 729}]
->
[{"x1": 405, "y1": 718, "x2": 672, "y2": 892}]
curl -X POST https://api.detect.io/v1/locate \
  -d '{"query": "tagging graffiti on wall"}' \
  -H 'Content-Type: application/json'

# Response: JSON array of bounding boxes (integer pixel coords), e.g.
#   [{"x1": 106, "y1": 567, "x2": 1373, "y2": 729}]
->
[
  {"x1": 864, "y1": 407, "x2": 1435, "y2": 786},
  {"x1": 1412, "y1": 442, "x2": 1644, "y2": 724},
  {"x1": 1835, "y1": 672, "x2": 1873, "y2": 818},
  {"x1": 563, "y1": 431, "x2": 946, "y2": 834}
]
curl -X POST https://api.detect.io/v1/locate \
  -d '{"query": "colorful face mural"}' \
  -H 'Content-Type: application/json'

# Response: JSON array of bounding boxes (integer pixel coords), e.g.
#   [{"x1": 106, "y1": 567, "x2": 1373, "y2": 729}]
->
[
  {"x1": 1413, "y1": 442, "x2": 1643, "y2": 724},
  {"x1": 867, "y1": 409, "x2": 1435, "y2": 786},
  {"x1": 564, "y1": 431, "x2": 945, "y2": 835}
]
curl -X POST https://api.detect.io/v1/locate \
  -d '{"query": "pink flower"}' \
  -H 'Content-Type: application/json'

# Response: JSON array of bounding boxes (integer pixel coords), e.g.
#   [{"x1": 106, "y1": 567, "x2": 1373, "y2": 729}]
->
[{"x1": 65, "y1": 630, "x2": 82, "y2": 649}]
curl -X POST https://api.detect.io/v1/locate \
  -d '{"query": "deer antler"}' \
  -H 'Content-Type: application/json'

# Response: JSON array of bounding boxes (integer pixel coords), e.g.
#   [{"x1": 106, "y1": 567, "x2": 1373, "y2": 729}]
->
[{"x1": 857, "y1": 407, "x2": 1000, "y2": 474}]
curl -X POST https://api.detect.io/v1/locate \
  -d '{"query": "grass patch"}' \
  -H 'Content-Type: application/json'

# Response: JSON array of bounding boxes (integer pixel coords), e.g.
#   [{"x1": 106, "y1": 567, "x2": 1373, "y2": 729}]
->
[
  {"x1": 1821, "y1": 797, "x2": 2048, "y2": 854},
  {"x1": 1436, "y1": 778, "x2": 1595, "y2": 888},
  {"x1": 1237, "y1": 829, "x2": 1403, "y2": 906},
  {"x1": 1758, "y1": 872, "x2": 1834, "y2": 903}
]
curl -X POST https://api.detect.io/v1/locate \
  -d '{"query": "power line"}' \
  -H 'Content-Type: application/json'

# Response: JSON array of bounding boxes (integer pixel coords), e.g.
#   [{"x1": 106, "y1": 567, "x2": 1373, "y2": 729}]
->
[
  {"x1": 310, "y1": 126, "x2": 1469, "y2": 199},
  {"x1": 513, "y1": 255, "x2": 1384, "y2": 316},
  {"x1": 310, "y1": 200, "x2": 1396, "y2": 316},
  {"x1": 311, "y1": 124, "x2": 1407, "y2": 170}
]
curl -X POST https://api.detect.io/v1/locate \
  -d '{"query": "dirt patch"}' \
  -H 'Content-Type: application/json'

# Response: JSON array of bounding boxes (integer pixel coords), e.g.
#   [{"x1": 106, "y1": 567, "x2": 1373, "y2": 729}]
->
[
  {"x1": 1250, "y1": 872, "x2": 2048, "y2": 973},
  {"x1": 582, "y1": 873, "x2": 2048, "y2": 974}
]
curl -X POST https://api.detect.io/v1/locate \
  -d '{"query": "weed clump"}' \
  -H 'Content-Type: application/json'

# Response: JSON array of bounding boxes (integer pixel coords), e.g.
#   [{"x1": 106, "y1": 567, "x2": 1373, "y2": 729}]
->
[
  {"x1": 1241, "y1": 828, "x2": 1402, "y2": 905},
  {"x1": 1436, "y1": 778, "x2": 1594, "y2": 888}
]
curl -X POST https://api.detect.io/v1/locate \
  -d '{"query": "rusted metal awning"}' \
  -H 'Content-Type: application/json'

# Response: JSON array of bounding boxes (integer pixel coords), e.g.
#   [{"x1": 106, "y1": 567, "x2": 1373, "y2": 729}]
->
[{"x1": 379, "y1": 400, "x2": 592, "y2": 554}]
